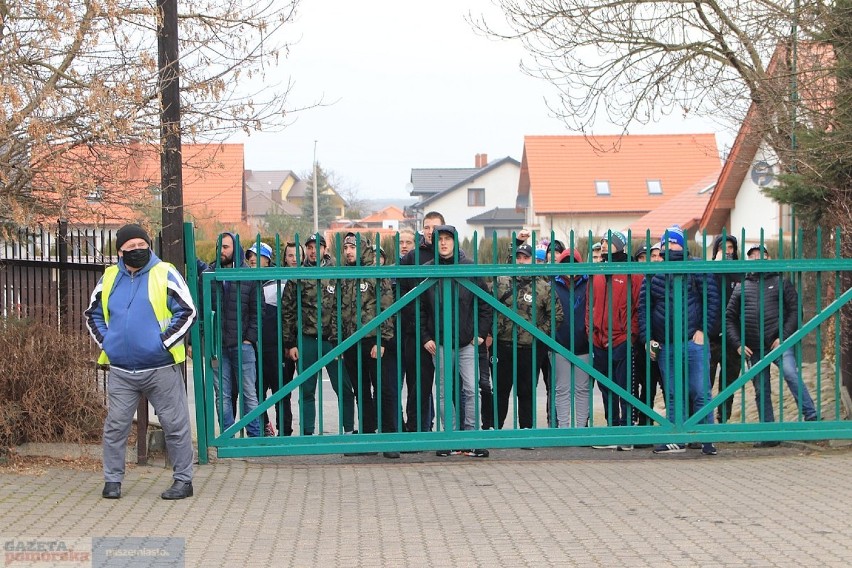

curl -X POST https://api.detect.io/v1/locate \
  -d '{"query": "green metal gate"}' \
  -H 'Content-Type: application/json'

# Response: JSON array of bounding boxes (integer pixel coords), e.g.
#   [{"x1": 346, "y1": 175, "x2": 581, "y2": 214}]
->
[{"x1": 184, "y1": 224, "x2": 852, "y2": 461}]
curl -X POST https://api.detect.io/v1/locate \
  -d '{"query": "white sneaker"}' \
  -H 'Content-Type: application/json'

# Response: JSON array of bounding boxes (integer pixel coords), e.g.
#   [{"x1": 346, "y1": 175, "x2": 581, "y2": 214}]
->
[
  {"x1": 591, "y1": 444, "x2": 618, "y2": 449},
  {"x1": 616, "y1": 445, "x2": 634, "y2": 451}
]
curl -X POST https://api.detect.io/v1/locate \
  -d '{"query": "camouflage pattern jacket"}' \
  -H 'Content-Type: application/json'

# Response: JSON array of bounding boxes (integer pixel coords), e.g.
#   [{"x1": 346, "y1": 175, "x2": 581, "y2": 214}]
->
[
  {"x1": 492, "y1": 276, "x2": 563, "y2": 346},
  {"x1": 281, "y1": 255, "x2": 339, "y2": 345},
  {"x1": 338, "y1": 244, "x2": 394, "y2": 344}
]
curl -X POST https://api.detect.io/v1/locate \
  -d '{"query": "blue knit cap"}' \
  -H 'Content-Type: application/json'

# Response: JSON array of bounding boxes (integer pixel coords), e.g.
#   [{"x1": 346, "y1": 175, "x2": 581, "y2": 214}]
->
[{"x1": 661, "y1": 225, "x2": 685, "y2": 249}]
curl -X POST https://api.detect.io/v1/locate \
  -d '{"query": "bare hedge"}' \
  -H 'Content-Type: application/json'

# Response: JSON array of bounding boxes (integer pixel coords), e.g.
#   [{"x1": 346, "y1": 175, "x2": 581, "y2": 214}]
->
[{"x1": 0, "y1": 320, "x2": 105, "y2": 449}]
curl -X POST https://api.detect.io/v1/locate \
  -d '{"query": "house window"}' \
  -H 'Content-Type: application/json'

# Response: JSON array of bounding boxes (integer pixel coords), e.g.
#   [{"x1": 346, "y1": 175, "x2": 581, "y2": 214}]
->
[
  {"x1": 647, "y1": 180, "x2": 663, "y2": 194},
  {"x1": 86, "y1": 186, "x2": 103, "y2": 202},
  {"x1": 468, "y1": 187, "x2": 485, "y2": 207},
  {"x1": 595, "y1": 180, "x2": 611, "y2": 195}
]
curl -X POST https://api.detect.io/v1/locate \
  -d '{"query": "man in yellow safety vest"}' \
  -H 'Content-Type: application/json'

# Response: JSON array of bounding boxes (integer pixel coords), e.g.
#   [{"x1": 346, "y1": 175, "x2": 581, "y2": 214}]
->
[{"x1": 85, "y1": 224, "x2": 197, "y2": 500}]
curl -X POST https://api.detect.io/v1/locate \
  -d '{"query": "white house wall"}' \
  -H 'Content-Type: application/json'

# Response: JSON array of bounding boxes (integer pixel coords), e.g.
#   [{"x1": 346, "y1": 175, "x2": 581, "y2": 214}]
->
[
  {"x1": 729, "y1": 142, "x2": 791, "y2": 241},
  {"x1": 527, "y1": 213, "x2": 644, "y2": 244},
  {"x1": 423, "y1": 163, "x2": 520, "y2": 241}
]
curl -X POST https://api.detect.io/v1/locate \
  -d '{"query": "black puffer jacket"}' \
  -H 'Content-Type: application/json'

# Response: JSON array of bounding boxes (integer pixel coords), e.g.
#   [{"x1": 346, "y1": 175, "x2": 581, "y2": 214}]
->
[
  {"x1": 725, "y1": 272, "x2": 798, "y2": 351},
  {"x1": 208, "y1": 232, "x2": 259, "y2": 347},
  {"x1": 419, "y1": 255, "x2": 492, "y2": 347},
  {"x1": 398, "y1": 237, "x2": 436, "y2": 336},
  {"x1": 710, "y1": 234, "x2": 741, "y2": 339}
]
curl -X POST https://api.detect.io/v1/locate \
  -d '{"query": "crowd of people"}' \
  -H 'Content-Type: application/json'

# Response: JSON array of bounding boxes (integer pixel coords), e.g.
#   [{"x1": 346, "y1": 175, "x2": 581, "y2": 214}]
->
[{"x1": 198, "y1": 211, "x2": 819, "y2": 459}]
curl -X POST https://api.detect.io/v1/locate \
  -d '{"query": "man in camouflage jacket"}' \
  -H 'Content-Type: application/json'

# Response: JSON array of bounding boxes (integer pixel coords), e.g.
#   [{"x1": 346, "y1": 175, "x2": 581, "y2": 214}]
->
[
  {"x1": 339, "y1": 233, "x2": 399, "y2": 447},
  {"x1": 282, "y1": 233, "x2": 355, "y2": 434},
  {"x1": 492, "y1": 244, "x2": 564, "y2": 429}
]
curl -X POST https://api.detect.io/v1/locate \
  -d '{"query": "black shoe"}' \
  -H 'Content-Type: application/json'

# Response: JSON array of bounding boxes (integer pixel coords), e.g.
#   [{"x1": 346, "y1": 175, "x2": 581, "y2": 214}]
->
[
  {"x1": 686, "y1": 442, "x2": 702, "y2": 450},
  {"x1": 435, "y1": 449, "x2": 451, "y2": 457},
  {"x1": 102, "y1": 482, "x2": 121, "y2": 499},
  {"x1": 468, "y1": 449, "x2": 490, "y2": 458},
  {"x1": 161, "y1": 480, "x2": 193, "y2": 500},
  {"x1": 753, "y1": 441, "x2": 781, "y2": 448},
  {"x1": 382, "y1": 452, "x2": 400, "y2": 459},
  {"x1": 344, "y1": 452, "x2": 377, "y2": 457}
]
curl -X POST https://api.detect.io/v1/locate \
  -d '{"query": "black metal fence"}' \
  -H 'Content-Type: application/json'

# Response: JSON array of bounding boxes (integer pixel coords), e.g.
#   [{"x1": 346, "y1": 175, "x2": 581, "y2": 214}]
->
[{"x1": 0, "y1": 220, "x2": 116, "y2": 334}]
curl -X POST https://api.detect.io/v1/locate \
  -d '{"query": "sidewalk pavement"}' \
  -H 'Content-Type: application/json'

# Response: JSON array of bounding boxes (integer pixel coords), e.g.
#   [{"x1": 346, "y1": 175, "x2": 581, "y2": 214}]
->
[{"x1": 2, "y1": 444, "x2": 852, "y2": 567}]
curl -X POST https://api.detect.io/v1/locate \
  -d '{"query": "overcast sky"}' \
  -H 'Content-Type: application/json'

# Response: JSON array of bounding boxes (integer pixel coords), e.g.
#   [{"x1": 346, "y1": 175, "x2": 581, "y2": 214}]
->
[{"x1": 237, "y1": 1, "x2": 733, "y2": 201}]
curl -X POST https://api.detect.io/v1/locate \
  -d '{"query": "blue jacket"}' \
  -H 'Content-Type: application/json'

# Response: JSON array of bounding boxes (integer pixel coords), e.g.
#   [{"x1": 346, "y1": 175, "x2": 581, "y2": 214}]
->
[
  {"x1": 553, "y1": 275, "x2": 589, "y2": 355},
  {"x1": 638, "y1": 251, "x2": 719, "y2": 346},
  {"x1": 85, "y1": 252, "x2": 197, "y2": 371}
]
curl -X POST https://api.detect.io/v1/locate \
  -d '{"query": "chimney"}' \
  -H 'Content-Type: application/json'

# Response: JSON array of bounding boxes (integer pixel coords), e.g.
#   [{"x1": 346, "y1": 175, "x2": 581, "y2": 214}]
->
[{"x1": 475, "y1": 153, "x2": 488, "y2": 168}]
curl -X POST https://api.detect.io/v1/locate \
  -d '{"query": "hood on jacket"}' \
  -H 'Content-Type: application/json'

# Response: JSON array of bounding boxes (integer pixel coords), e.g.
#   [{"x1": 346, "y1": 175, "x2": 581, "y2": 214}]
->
[
  {"x1": 341, "y1": 232, "x2": 383, "y2": 267},
  {"x1": 712, "y1": 234, "x2": 739, "y2": 261},
  {"x1": 216, "y1": 231, "x2": 246, "y2": 268},
  {"x1": 556, "y1": 249, "x2": 584, "y2": 281}
]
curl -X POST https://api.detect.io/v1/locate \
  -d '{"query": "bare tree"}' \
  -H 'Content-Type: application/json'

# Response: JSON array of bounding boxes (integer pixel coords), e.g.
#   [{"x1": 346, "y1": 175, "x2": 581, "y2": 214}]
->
[
  {"x1": 474, "y1": 1, "x2": 832, "y2": 161},
  {"x1": 0, "y1": 0, "x2": 306, "y2": 230}
]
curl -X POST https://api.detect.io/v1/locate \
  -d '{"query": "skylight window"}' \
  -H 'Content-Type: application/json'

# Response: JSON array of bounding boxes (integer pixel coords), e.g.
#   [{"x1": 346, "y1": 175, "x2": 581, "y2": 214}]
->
[
  {"x1": 647, "y1": 180, "x2": 663, "y2": 194},
  {"x1": 595, "y1": 180, "x2": 611, "y2": 195}
]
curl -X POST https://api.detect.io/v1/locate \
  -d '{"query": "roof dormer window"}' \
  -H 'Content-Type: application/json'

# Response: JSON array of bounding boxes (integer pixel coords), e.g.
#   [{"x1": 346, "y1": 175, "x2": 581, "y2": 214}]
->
[
  {"x1": 647, "y1": 180, "x2": 663, "y2": 194},
  {"x1": 595, "y1": 180, "x2": 611, "y2": 196}
]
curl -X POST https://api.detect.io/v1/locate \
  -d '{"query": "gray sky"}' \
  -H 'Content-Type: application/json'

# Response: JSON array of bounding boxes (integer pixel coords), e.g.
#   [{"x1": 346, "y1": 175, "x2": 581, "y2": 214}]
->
[{"x1": 238, "y1": 1, "x2": 732, "y2": 200}]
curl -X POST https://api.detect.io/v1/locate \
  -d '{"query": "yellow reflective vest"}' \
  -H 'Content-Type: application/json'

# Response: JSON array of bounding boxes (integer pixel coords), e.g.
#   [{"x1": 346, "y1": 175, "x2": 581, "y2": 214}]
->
[{"x1": 97, "y1": 262, "x2": 186, "y2": 365}]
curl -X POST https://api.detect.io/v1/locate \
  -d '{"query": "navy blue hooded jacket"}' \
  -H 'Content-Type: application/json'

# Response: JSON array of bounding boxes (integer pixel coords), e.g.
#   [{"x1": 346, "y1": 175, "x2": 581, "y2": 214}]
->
[
  {"x1": 553, "y1": 275, "x2": 590, "y2": 355},
  {"x1": 638, "y1": 250, "x2": 720, "y2": 346},
  {"x1": 207, "y1": 232, "x2": 259, "y2": 347}
]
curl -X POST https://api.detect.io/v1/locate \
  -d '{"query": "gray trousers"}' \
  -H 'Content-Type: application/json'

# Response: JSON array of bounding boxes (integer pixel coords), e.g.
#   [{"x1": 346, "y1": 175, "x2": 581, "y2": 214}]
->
[
  {"x1": 104, "y1": 365, "x2": 193, "y2": 483},
  {"x1": 554, "y1": 353, "x2": 590, "y2": 428}
]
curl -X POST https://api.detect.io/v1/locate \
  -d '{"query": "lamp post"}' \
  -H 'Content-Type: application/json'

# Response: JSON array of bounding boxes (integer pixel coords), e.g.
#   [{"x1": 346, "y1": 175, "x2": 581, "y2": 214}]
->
[{"x1": 312, "y1": 140, "x2": 319, "y2": 234}]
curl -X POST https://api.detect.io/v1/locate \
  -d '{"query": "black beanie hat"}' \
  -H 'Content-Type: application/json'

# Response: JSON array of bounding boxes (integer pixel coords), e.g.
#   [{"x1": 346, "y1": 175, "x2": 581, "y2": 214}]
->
[{"x1": 116, "y1": 224, "x2": 151, "y2": 251}]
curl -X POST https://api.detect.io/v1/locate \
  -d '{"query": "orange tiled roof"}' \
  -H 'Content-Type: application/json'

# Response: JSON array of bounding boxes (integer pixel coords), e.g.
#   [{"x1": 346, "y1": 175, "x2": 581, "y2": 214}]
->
[
  {"x1": 35, "y1": 142, "x2": 244, "y2": 228},
  {"x1": 627, "y1": 172, "x2": 718, "y2": 239},
  {"x1": 358, "y1": 206, "x2": 407, "y2": 224},
  {"x1": 519, "y1": 134, "x2": 720, "y2": 215}
]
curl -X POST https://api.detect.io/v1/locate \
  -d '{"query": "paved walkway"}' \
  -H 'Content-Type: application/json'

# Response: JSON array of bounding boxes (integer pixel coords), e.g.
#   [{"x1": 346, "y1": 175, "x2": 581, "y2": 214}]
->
[{"x1": 2, "y1": 444, "x2": 852, "y2": 567}]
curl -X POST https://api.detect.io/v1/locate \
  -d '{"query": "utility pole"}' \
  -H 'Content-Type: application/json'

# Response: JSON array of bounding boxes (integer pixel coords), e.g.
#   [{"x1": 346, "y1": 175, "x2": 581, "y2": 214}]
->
[
  {"x1": 158, "y1": 0, "x2": 184, "y2": 271},
  {"x1": 144, "y1": 0, "x2": 183, "y2": 466},
  {"x1": 312, "y1": 140, "x2": 319, "y2": 234}
]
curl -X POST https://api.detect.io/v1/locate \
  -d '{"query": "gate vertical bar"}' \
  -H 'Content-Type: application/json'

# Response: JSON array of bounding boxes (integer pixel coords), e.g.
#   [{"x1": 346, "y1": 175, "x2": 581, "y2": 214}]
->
[
  {"x1": 185, "y1": 222, "x2": 208, "y2": 463},
  {"x1": 673, "y1": 275, "x2": 684, "y2": 426}
]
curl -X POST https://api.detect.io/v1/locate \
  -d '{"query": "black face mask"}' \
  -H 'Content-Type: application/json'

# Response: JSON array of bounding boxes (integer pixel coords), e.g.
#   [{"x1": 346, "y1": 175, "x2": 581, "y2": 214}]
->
[{"x1": 123, "y1": 248, "x2": 151, "y2": 269}]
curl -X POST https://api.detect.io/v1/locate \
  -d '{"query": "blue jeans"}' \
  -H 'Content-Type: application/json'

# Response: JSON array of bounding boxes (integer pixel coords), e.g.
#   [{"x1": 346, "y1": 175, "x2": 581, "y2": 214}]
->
[
  {"x1": 433, "y1": 343, "x2": 476, "y2": 431},
  {"x1": 658, "y1": 341, "x2": 714, "y2": 425},
  {"x1": 751, "y1": 349, "x2": 817, "y2": 422},
  {"x1": 214, "y1": 343, "x2": 261, "y2": 437}
]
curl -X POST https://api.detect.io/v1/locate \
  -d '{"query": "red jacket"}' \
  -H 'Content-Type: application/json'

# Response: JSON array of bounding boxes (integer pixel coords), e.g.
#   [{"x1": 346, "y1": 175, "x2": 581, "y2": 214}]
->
[{"x1": 586, "y1": 273, "x2": 643, "y2": 349}]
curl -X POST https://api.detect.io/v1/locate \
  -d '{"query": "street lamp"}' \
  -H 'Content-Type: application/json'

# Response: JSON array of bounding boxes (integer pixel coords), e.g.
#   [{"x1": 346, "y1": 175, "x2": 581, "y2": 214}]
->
[{"x1": 312, "y1": 140, "x2": 318, "y2": 234}]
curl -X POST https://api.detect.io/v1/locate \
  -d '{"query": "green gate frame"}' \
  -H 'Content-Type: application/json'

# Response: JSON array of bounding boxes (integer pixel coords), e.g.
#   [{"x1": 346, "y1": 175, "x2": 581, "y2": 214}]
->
[{"x1": 184, "y1": 223, "x2": 852, "y2": 461}]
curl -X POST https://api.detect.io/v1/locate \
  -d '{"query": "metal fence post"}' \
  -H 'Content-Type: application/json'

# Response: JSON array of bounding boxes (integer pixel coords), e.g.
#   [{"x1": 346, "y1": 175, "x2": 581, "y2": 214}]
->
[{"x1": 57, "y1": 219, "x2": 69, "y2": 330}]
